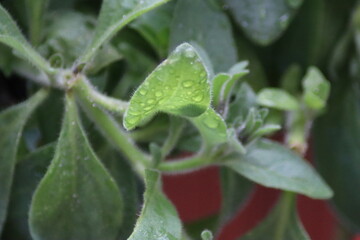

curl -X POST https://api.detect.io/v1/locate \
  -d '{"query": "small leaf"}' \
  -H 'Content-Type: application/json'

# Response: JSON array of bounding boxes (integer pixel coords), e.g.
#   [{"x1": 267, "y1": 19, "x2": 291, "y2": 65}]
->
[
  {"x1": 170, "y1": 0, "x2": 238, "y2": 73},
  {"x1": 249, "y1": 124, "x2": 281, "y2": 140},
  {"x1": 212, "y1": 61, "x2": 249, "y2": 107},
  {"x1": 224, "y1": 139, "x2": 333, "y2": 199},
  {"x1": 190, "y1": 108, "x2": 228, "y2": 146},
  {"x1": 78, "y1": 0, "x2": 170, "y2": 64},
  {"x1": 227, "y1": 83, "x2": 257, "y2": 125},
  {"x1": 29, "y1": 94, "x2": 123, "y2": 240},
  {"x1": 128, "y1": 169, "x2": 182, "y2": 240},
  {"x1": 3, "y1": 144, "x2": 55, "y2": 240},
  {"x1": 0, "y1": 89, "x2": 48, "y2": 235},
  {"x1": 124, "y1": 43, "x2": 210, "y2": 130},
  {"x1": 0, "y1": 4, "x2": 53, "y2": 74},
  {"x1": 302, "y1": 67, "x2": 330, "y2": 110},
  {"x1": 280, "y1": 64, "x2": 302, "y2": 95},
  {"x1": 257, "y1": 88, "x2": 299, "y2": 111},
  {"x1": 242, "y1": 193, "x2": 310, "y2": 240},
  {"x1": 225, "y1": 0, "x2": 303, "y2": 45}
]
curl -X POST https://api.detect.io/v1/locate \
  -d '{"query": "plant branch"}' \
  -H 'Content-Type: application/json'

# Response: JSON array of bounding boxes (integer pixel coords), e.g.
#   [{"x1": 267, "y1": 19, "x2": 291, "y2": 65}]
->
[
  {"x1": 158, "y1": 153, "x2": 214, "y2": 173},
  {"x1": 73, "y1": 77, "x2": 128, "y2": 115},
  {"x1": 74, "y1": 78, "x2": 150, "y2": 178}
]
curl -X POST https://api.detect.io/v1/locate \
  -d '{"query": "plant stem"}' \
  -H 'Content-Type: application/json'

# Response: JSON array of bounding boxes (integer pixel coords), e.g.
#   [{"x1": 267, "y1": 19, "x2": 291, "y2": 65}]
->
[
  {"x1": 158, "y1": 154, "x2": 213, "y2": 173},
  {"x1": 161, "y1": 117, "x2": 185, "y2": 158},
  {"x1": 274, "y1": 192, "x2": 296, "y2": 240},
  {"x1": 74, "y1": 80, "x2": 150, "y2": 178},
  {"x1": 74, "y1": 77, "x2": 128, "y2": 115}
]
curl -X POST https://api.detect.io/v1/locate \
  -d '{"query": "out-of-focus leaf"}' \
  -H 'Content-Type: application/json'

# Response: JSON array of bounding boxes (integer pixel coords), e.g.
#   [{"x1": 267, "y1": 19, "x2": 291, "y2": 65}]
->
[
  {"x1": 170, "y1": 0, "x2": 237, "y2": 73},
  {"x1": 78, "y1": 0, "x2": 170, "y2": 64},
  {"x1": 280, "y1": 64, "x2": 302, "y2": 95},
  {"x1": 112, "y1": 42, "x2": 156, "y2": 100},
  {"x1": 124, "y1": 43, "x2": 210, "y2": 130},
  {"x1": 257, "y1": 88, "x2": 299, "y2": 111},
  {"x1": 127, "y1": 170, "x2": 182, "y2": 240},
  {"x1": 0, "y1": 89, "x2": 48, "y2": 235},
  {"x1": 131, "y1": 2, "x2": 174, "y2": 58},
  {"x1": 29, "y1": 94, "x2": 123, "y2": 240},
  {"x1": 2, "y1": 144, "x2": 55, "y2": 240},
  {"x1": 242, "y1": 193, "x2": 310, "y2": 240},
  {"x1": 313, "y1": 81, "x2": 360, "y2": 231},
  {"x1": 224, "y1": 0, "x2": 303, "y2": 45},
  {"x1": 224, "y1": 139, "x2": 333, "y2": 199},
  {"x1": 25, "y1": 0, "x2": 49, "y2": 45},
  {"x1": 0, "y1": 4, "x2": 53, "y2": 74},
  {"x1": 39, "y1": 11, "x2": 121, "y2": 71},
  {"x1": 302, "y1": 67, "x2": 330, "y2": 110}
]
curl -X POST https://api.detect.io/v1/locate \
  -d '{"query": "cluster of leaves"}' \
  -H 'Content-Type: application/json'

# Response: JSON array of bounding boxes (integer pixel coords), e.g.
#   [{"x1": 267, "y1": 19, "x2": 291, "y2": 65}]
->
[{"x1": 0, "y1": 0, "x2": 357, "y2": 239}]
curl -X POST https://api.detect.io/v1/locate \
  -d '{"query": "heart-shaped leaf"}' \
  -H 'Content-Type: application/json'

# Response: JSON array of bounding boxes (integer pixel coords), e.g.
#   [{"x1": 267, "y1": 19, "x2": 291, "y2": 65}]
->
[
  {"x1": 0, "y1": 4, "x2": 53, "y2": 74},
  {"x1": 78, "y1": 0, "x2": 170, "y2": 64},
  {"x1": 0, "y1": 89, "x2": 48, "y2": 235},
  {"x1": 124, "y1": 43, "x2": 210, "y2": 130},
  {"x1": 127, "y1": 169, "x2": 182, "y2": 240},
  {"x1": 224, "y1": 139, "x2": 333, "y2": 199},
  {"x1": 242, "y1": 193, "x2": 310, "y2": 240},
  {"x1": 29, "y1": 94, "x2": 123, "y2": 240}
]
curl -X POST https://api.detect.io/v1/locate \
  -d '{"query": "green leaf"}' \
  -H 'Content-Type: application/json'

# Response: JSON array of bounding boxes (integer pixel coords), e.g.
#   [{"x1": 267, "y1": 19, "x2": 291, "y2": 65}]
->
[
  {"x1": 0, "y1": 4, "x2": 53, "y2": 74},
  {"x1": 124, "y1": 43, "x2": 210, "y2": 130},
  {"x1": 257, "y1": 88, "x2": 299, "y2": 111},
  {"x1": 127, "y1": 169, "x2": 182, "y2": 240},
  {"x1": 131, "y1": 2, "x2": 174, "y2": 58},
  {"x1": 190, "y1": 108, "x2": 228, "y2": 146},
  {"x1": 224, "y1": 139, "x2": 333, "y2": 199},
  {"x1": 212, "y1": 61, "x2": 249, "y2": 108},
  {"x1": 250, "y1": 124, "x2": 281, "y2": 140},
  {"x1": 2, "y1": 144, "x2": 55, "y2": 240},
  {"x1": 0, "y1": 89, "x2": 48, "y2": 235},
  {"x1": 25, "y1": 0, "x2": 49, "y2": 45},
  {"x1": 242, "y1": 193, "x2": 310, "y2": 240},
  {"x1": 78, "y1": 0, "x2": 170, "y2": 64},
  {"x1": 170, "y1": 0, "x2": 238, "y2": 73},
  {"x1": 313, "y1": 82, "x2": 360, "y2": 230},
  {"x1": 29, "y1": 94, "x2": 123, "y2": 240},
  {"x1": 225, "y1": 0, "x2": 303, "y2": 45},
  {"x1": 227, "y1": 83, "x2": 257, "y2": 125},
  {"x1": 280, "y1": 64, "x2": 302, "y2": 95},
  {"x1": 39, "y1": 11, "x2": 121, "y2": 71},
  {"x1": 302, "y1": 67, "x2": 330, "y2": 110}
]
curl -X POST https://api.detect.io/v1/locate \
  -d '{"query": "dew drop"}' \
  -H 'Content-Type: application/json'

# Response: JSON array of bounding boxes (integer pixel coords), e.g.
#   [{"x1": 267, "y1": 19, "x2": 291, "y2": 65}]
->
[
  {"x1": 139, "y1": 89, "x2": 147, "y2": 96},
  {"x1": 182, "y1": 80, "x2": 194, "y2": 88},
  {"x1": 155, "y1": 91, "x2": 163, "y2": 97},
  {"x1": 147, "y1": 98, "x2": 155, "y2": 104},
  {"x1": 126, "y1": 115, "x2": 140, "y2": 124},
  {"x1": 192, "y1": 92, "x2": 204, "y2": 102},
  {"x1": 204, "y1": 117, "x2": 219, "y2": 129},
  {"x1": 144, "y1": 105, "x2": 154, "y2": 111}
]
